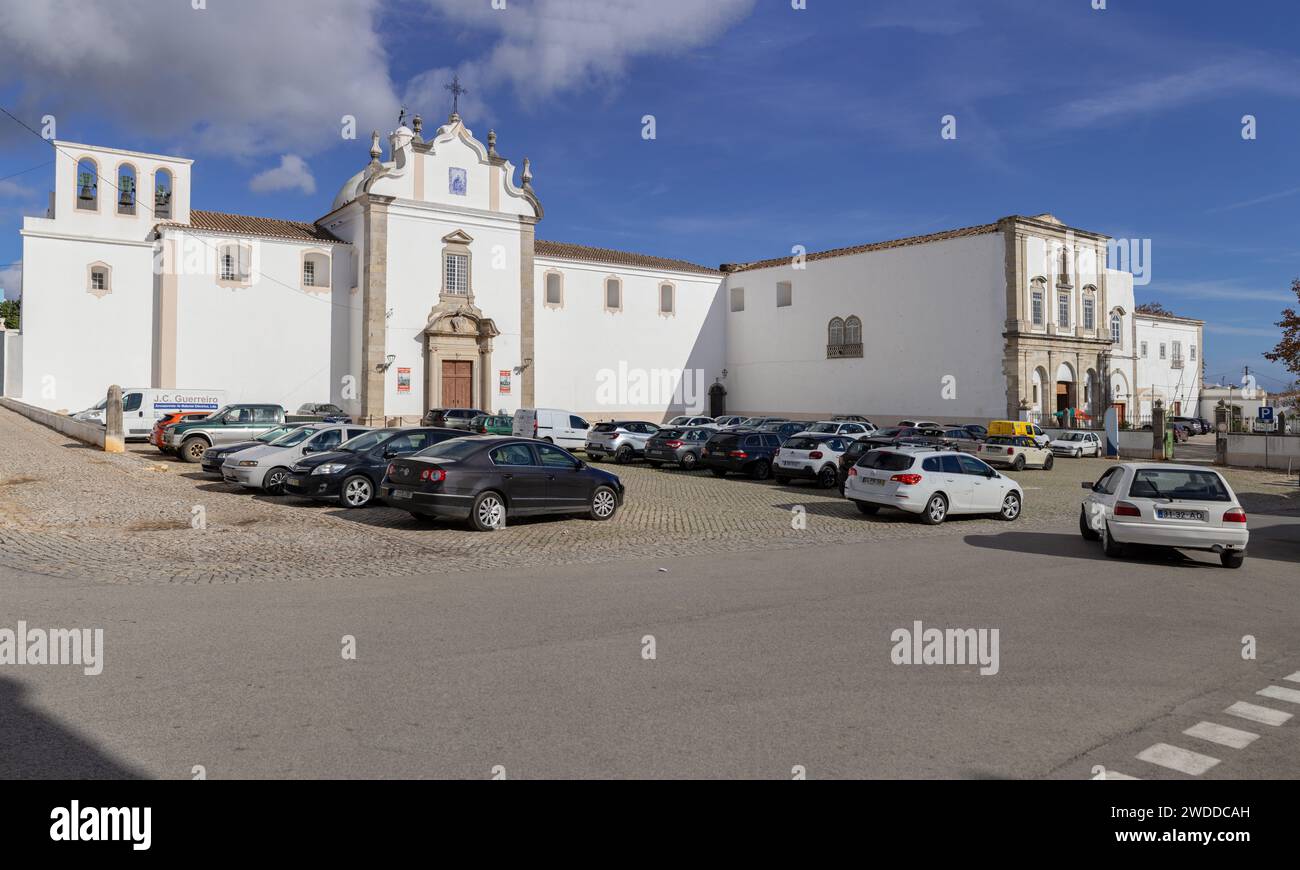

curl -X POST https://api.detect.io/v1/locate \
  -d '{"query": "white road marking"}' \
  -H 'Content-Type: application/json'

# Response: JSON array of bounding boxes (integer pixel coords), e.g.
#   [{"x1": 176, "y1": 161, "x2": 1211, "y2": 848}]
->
[
  {"x1": 1257, "y1": 685, "x2": 1300, "y2": 705},
  {"x1": 1283, "y1": 671, "x2": 1300, "y2": 684},
  {"x1": 1102, "y1": 771, "x2": 1140, "y2": 780},
  {"x1": 1225, "y1": 701, "x2": 1293, "y2": 726},
  {"x1": 1136, "y1": 743, "x2": 1220, "y2": 776},
  {"x1": 1183, "y1": 721, "x2": 1259, "y2": 750}
]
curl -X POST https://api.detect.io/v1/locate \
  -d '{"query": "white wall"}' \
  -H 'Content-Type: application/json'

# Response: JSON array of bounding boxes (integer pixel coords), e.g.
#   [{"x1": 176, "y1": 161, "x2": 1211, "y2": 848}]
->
[
  {"x1": 723, "y1": 233, "x2": 1007, "y2": 421},
  {"x1": 1133, "y1": 316, "x2": 1201, "y2": 417},
  {"x1": 534, "y1": 258, "x2": 725, "y2": 421}
]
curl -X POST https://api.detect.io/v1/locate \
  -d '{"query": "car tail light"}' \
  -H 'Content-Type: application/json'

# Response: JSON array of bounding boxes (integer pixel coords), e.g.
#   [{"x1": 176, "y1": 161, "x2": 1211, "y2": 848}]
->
[
  {"x1": 1005, "y1": 447, "x2": 1014, "y2": 454},
  {"x1": 420, "y1": 468, "x2": 446, "y2": 483},
  {"x1": 664, "y1": 439, "x2": 683, "y2": 448},
  {"x1": 386, "y1": 463, "x2": 396, "y2": 476},
  {"x1": 848, "y1": 467, "x2": 858, "y2": 477},
  {"x1": 1114, "y1": 501, "x2": 1141, "y2": 517},
  {"x1": 533, "y1": 420, "x2": 538, "y2": 437},
  {"x1": 1223, "y1": 508, "x2": 1247, "y2": 523},
  {"x1": 809, "y1": 450, "x2": 823, "y2": 459},
  {"x1": 890, "y1": 473, "x2": 923, "y2": 485},
  {"x1": 728, "y1": 450, "x2": 748, "y2": 459}
]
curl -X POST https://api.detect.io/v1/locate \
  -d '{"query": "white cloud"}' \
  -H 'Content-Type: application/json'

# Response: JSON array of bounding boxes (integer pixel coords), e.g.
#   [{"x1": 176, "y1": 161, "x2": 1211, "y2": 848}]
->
[
  {"x1": 0, "y1": 0, "x2": 400, "y2": 158},
  {"x1": 249, "y1": 155, "x2": 316, "y2": 195},
  {"x1": 0, "y1": 263, "x2": 21, "y2": 301},
  {"x1": 0, "y1": 179, "x2": 36, "y2": 200},
  {"x1": 408, "y1": 0, "x2": 756, "y2": 110}
]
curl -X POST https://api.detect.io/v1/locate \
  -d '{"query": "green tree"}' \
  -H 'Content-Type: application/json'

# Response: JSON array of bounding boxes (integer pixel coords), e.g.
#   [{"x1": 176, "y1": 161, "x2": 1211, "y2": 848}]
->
[{"x1": 0, "y1": 298, "x2": 18, "y2": 330}]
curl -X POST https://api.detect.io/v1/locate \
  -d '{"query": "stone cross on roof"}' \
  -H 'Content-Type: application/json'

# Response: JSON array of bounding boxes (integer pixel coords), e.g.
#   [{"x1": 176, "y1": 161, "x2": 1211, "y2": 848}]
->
[{"x1": 445, "y1": 75, "x2": 467, "y2": 119}]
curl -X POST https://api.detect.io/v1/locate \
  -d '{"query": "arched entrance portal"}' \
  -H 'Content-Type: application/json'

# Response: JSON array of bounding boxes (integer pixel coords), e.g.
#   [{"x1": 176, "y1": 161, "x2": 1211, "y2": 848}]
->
[
  {"x1": 708, "y1": 382, "x2": 727, "y2": 417},
  {"x1": 1054, "y1": 361, "x2": 1076, "y2": 416},
  {"x1": 423, "y1": 303, "x2": 499, "y2": 414}
]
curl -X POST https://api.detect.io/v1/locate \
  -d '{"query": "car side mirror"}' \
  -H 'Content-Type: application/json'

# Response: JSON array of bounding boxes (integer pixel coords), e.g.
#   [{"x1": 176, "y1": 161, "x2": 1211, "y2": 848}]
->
[
  {"x1": 574, "y1": 460, "x2": 585, "y2": 470},
  {"x1": 1081, "y1": 481, "x2": 1093, "y2": 490}
]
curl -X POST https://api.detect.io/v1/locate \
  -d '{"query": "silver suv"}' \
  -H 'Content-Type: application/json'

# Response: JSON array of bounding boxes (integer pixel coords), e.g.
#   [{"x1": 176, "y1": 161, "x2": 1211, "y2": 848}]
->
[{"x1": 585, "y1": 420, "x2": 660, "y2": 463}]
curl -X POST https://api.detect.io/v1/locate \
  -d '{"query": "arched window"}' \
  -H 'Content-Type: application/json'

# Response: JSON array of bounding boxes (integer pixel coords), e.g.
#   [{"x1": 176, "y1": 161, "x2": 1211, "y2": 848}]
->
[
  {"x1": 658, "y1": 282, "x2": 675, "y2": 315},
  {"x1": 604, "y1": 276, "x2": 622, "y2": 312},
  {"x1": 116, "y1": 163, "x2": 137, "y2": 215},
  {"x1": 302, "y1": 251, "x2": 330, "y2": 290},
  {"x1": 828, "y1": 317, "x2": 845, "y2": 346},
  {"x1": 153, "y1": 168, "x2": 173, "y2": 219},
  {"x1": 844, "y1": 315, "x2": 862, "y2": 345},
  {"x1": 217, "y1": 243, "x2": 251, "y2": 285},
  {"x1": 543, "y1": 270, "x2": 563, "y2": 308},
  {"x1": 75, "y1": 157, "x2": 98, "y2": 210},
  {"x1": 86, "y1": 261, "x2": 112, "y2": 298},
  {"x1": 1110, "y1": 311, "x2": 1122, "y2": 345}
]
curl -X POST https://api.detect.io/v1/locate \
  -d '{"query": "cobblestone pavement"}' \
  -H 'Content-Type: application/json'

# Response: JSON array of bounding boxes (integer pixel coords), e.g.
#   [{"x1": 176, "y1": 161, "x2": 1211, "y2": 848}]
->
[{"x1": 1, "y1": 407, "x2": 1296, "y2": 585}]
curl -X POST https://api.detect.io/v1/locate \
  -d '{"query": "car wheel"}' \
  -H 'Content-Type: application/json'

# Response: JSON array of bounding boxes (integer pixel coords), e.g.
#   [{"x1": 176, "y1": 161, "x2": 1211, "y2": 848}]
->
[
  {"x1": 1012, "y1": 455, "x2": 1026, "y2": 471},
  {"x1": 340, "y1": 475, "x2": 373, "y2": 508},
  {"x1": 542, "y1": 437, "x2": 553, "y2": 444},
  {"x1": 1074, "y1": 449, "x2": 1082, "y2": 458},
  {"x1": 264, "y1": 467, "x2": 291, "y2": 495},
  {"x1": 920, "y1": 493, "x2": 948, "y2": 525},
  {"x1": 998, "y1": 491, "x2": 1022, "y2": 521},
  {"x1": 710, "y1": 468, "x2": 728, "y2": 478},
  {"x1": 1079, "y1": 506, "x2": 1100, "y2": 541},
  {"x1": 646, "y1": 460, "x2": 662, "y2": 468},
  {"x1": 180, "y1": 437, "x2": 209, "y2": 463},
  {"x1": 855, "y1": 501, "x2": 879, "y2": 515},
  {"x1": 1220, "y1": 550, "x2": 1245, "y2": 569},
  {"x1": 751, "y1": 459, "x2": 772, "y2": 481},
  {"x1": 817, "y1": 464, "x2": 839, "y2": 488},
  {"x1": 589, "y1": 485, "x2": 619, "y2": 521},
  {"x1": 680, "y1": 452, "x2": 699, "y2": 470},
  {"x1": 1043, "y1": 454, "x2": 1054, "y2": 470},
  {"x1": 1101, "y1": 521, "x2": 1124, "y2": 558},
  {"x1": 614, "y1": 446, "x2": 633, "y2": 465},
  {"x1": 468, "y1": 490, "x2": 506, "y2": 532}
]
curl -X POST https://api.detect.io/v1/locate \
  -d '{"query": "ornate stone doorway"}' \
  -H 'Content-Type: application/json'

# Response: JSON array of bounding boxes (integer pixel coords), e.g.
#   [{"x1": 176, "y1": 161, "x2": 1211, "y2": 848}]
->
[{"x1": 423, "y1": 301, "x2": 499, "y2": 413}]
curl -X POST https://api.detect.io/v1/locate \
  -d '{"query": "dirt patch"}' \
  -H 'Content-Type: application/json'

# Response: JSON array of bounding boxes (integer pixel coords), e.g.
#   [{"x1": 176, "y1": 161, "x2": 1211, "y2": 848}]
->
[
  {"x1": 0, "y1": 476, "x2": 40, "y2": 488},
  {"x1": 128, "y1": 519, "x2": 192, "y2": 532}
]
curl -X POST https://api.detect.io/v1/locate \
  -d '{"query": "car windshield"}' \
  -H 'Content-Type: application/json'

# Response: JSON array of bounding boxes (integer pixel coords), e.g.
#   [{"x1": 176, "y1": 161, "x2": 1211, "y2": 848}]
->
[
  {"x1": 654, "y1": 429, "x2": 683, "y2": 439},
  {"x1": 255, "y1": 426, "x2": 294, "y2": 443},
  {"x1": 270, "y1": 426, "x2": 318, "y2": 447},
  {"x1": 337, "y1": 429, "x2": 393, "y2": 453},
  {"x1": 1129, "y1": 469, "x2": 1231, "y2": 502},
  {"x1": 415, "y1": 438, "x2": 480, "y2": 461},
  {"x1": 667, "y1": 417, "x2": 690, "y2": 425},
  {"x1": 805, "y1": 423, "x2": 837, "y2": 433},
  {"x1": 986, "y1": 436, "x2": 1018, "y2": 445},
  {"x1": 858, "y1": 451, "x2": 915, "y2": 471},
  {"x1": 1062, "y1": 433, "x2": 1085, "y2": 441},
  {"x1": 783, "y1": 437, "x2": 819, "y2": 451}
]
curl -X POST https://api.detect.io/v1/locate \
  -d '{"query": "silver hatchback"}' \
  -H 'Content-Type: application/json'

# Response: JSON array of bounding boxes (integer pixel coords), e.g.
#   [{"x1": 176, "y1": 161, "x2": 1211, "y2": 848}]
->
[{"x1": 585, "y1": 420, "x2": 661, "y2": 463}]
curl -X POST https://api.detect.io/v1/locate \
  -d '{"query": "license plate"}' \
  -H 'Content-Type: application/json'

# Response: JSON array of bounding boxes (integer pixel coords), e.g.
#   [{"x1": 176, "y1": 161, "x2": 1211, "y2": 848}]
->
[
  {"x1": 779, "y1": 459, "x2": 799, "y2": 467},
  {"x1": 866, "y1": 477, "x2": 886, "y2": 486},
  {"x1": 390, "y1": 489, "x2": 412, "y2": 500},
  {"x1": 287, "y1": 476, "x2": 302, "y2": 487},
  {"x1": 1157, "y1": 509, "x2": 1205, "y2": 521}
]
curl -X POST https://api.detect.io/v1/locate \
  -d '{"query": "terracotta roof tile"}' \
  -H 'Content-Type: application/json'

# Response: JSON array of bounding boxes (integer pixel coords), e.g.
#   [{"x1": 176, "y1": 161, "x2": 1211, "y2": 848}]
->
[
  {"x1": 722, "y1": 220, "x2": 1003, "y2": 273},
  {"x1": 535, "y1": 239, "x2": 720, "y2": 276},
  {"x1": 158, "y1": 209, "x2": 346, "y2": 244}
]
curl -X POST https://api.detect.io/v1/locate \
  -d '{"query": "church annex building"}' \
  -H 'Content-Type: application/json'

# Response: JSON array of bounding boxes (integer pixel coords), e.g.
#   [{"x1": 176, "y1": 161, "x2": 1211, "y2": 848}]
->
[{"x1": 3, "y1": 110, "x2": 1201, "y2": 426}]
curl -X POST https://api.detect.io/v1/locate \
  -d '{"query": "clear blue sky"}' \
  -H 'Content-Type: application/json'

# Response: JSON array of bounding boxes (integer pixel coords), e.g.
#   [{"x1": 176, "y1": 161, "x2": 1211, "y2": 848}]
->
[{"x1": 1, "y1": 0, "x2": 1297, "y2": 391}]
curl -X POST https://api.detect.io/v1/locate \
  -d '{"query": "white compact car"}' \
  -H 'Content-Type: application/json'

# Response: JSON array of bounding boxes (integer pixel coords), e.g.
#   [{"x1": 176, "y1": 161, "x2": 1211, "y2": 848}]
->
[
  {"x1": 798, "y1": 420, "x2": 876, "y2": 437},
  {"x1": 1050, "y1": 430, "x2": 1102, "y2": 457},
  {"x1": 844, "y1": 447, "x2": 1024, "y2": 525},
  {"x1": 773, "y1": 433, "x2": 853, "y2": 488},
  {"x1": 1079, "y1": 463, "x2": 1249, "y2": 568},
  {"x1": 665, "y1": 415, "x2": 717, "y2": 429},
  {"x1": 223, "y1": 423, "x2": 370, "y2": 494}
]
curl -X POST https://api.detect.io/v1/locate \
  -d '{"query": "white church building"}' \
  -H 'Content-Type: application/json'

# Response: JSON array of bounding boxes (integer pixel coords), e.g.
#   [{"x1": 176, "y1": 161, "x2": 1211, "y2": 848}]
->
[{"x1": 4, "y1": 108, "x2": 1196, "y2": 427}]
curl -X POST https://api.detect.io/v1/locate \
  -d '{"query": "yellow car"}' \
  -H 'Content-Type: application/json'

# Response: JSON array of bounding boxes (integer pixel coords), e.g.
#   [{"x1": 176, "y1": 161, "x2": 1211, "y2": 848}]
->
[
  {"x1": 978, "y1": 435, "x2": 1054, "y2": 470},
  {"x1": 986, "y1": 419, "x2": 1050, "y2": 448}
]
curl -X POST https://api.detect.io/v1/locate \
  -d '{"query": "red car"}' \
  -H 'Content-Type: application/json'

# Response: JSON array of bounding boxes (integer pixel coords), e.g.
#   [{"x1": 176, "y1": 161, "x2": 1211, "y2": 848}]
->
[{"x1": 151, "y1": 410, "x2": 210, "y2": 452}]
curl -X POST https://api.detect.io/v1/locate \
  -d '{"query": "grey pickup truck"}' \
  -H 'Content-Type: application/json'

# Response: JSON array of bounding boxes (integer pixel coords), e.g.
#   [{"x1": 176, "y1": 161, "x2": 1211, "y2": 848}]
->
[{"x1": 164, "y1": 404, "x2": 287, "y2": 463}]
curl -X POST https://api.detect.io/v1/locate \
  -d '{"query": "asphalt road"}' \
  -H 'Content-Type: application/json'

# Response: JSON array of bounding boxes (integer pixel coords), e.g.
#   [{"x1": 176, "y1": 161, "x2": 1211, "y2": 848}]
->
[{"x1": 2, "y1": 507, "x2": 1297, "y2": 780}]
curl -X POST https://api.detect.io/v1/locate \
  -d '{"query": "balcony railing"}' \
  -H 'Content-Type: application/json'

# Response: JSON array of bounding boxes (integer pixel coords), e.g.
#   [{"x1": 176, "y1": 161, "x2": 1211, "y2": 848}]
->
[
  {"x1": 827, "y1": 342, "x2": 863, "y2": 359},
  {"x1": 1171, "y1": 357, "x2": 1184, "y2": 369}
]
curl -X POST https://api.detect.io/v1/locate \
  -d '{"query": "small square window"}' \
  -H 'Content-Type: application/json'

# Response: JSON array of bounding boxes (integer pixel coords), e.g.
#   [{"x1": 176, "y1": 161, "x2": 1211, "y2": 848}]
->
[
  {"x1": 776, "y1": 281, "x2": 792, "y2": 308},
  {"x1": 303, "y1": 260, "x2": 315, "y2": 287},
  {"x1": 730, "y1": 286, "x2": 744, "y2": 312}
]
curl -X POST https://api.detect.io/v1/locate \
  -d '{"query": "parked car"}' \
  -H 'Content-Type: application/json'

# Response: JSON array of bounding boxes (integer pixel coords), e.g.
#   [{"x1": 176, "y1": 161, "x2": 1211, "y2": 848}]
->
[
  {"x1": 643, "y1": 426, "x2": 713, "y2": 470},
  {"x1": 1050, "y1": 430, "x2": 1102, "y2": 457},
  {"x1": 701, "y1": 430, "x2": 781, "y2": 479},
  {"x1": 199, "y1": 425, "x2": 299, "y2": 475},
  {"x1": 712, "y1": 415, "x2": 749, "y2": 428},
  {"x1": 285, "y1": 427, "x2": 462, "y2": 508},
  {"x1": 222, "y1": 423, "x2": 371, "y2": 494},
  {"x1": 469, "y1": 413, "x2": 514, "y2": 435},
  {"x1": 150, "y1": 410, "x2": 211, "y2": 452},
  {"x1": 512, "y1": 408, "x2": 590, "y2": 448},
  {"x1": 585, "y1": 420, "x2": 660, "y2": 463},
  {"x1": 938, "y1": 426, "x2": 983, "y2": 452},
  {"x1": 1079, "y1": 464, "x2": 1248, "y2": 568},
  {"x1": 831, "y1": 414, "x2": 873, "y2": 424},
  {"x1": 165, "y1": 403, "x2": 287, "y2": 463},
  {"x1": 961, "y1": 424, "x2": 988, "y2": 439},
  {"x1": 289, "y1": 403, "x2": 353, "y2": 424},
  {"x1": 799, "y1": 420, "x2": 875, "y2": 437},
  {"x1": 977, "y1": 435, "x2": 1054, "y2": 470},
  {"x1": 74, "y1": 387, "x2": 227, "y2": 441},
  {"x1": 1169, "y1": 416, "x2": 1205, "y2": 435},
  {"x1": 859, "y1": 425, "x2": 946, "y2": 451},
  {"x1": 739, "y1": 416, "x2": 788, "y2": 428},
  {"x1": 898, "y1": 419, "x2": 942, "y2": 429},
  {"x1": 987, "y1": 419, "x2": 1050, "y2": 448},
  {"x1": 1197, "y1": 417, "x2": 1213, "y2": 434},
  {"x1": 759, "y1": 421, "x2": 811, "y2": 441},
  {"x1": 773, "y1": 434, "x2": 853, "y2": 488},
  {"x1": 382, "y1": 436, "x2": 624, "y2": 531},
  {"x1": 665, "y1": 414, "x2": 717, "y2": 428},
  {"x1": 845, "y1": 447, "x2": 1023, "y2": 525},
  {"x1": 422, "y1": 408, "x2": 486, "y2": 430}
]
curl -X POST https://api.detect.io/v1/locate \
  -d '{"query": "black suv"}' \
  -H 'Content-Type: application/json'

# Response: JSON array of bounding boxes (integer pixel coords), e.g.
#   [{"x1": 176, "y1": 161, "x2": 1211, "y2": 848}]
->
[
  {"x1": 421, "y1": 408, "x2": 486, "y2": 430},
  {"x1": 285, "y1": 427, "x2": 464, "y2": 508},
  {"x1": 702, "y1": 430, "x2": 781, "y2": 479}
]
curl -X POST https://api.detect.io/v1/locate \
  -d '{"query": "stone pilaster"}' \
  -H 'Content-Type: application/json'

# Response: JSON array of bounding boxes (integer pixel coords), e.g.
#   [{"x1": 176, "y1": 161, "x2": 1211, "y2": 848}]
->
[
  {"x1": 361, "y1": 196, "x2": 392, "y2": 422},
  {"x1": 520, "y1": 217, "x2": 536, "y2": 407}
]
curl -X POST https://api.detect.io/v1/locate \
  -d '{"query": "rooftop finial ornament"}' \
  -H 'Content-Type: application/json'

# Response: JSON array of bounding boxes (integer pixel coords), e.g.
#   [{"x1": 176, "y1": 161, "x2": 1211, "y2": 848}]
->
[
  {"x1": 412, "y1": 113, "x2": 423, "y2": 142},
  {"x1": 521, "y1": 157, "x2": 533, "y2": 191},
  {"x1": 488, "y1": 129, "x2": 498, "y2": 157},
  {"x1": 445, "y1": 74, "x2": 467, "y2": 121},
  {"x1": 369, "y1": 130, "x2": 382, "y2": 165},
  {"x1": 397, "y1": 106, "x2": 408, "y2": 128}
]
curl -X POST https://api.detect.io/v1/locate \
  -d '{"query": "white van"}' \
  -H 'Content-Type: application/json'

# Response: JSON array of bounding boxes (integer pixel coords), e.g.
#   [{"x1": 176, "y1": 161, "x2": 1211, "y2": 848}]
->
[
  {"x1": 512, "y1": 408, "x2": 590, "y2": 448},
  {"x1": 73, "y1": 388, "x2": 227, "y2": 440}
]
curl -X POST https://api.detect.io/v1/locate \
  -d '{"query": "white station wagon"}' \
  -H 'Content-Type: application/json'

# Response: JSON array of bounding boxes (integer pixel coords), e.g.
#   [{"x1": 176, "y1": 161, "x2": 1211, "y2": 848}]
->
[
  {"x1": 845, "y1": 447, "x2": 1024, "y2": 525},
  {"x1": 1079, "y1": 463, "x2": 1249, "y2": 568}
]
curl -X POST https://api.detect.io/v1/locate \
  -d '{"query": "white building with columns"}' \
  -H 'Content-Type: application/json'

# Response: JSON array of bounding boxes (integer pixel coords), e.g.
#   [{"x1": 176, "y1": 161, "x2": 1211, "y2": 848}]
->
[{"x1": 5, "y1": 110, "x2": 1199, "y2": 428}]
